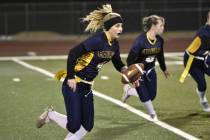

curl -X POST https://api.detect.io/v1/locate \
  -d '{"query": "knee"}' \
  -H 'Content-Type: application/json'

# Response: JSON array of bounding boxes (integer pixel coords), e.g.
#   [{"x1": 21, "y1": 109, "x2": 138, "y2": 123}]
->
[
  {"x1": 66, "y1": 122, "x2": 80, "y2": 133},
  {"x1": 197, "y1": 82, "x2": 207, "y2": 91},
  {"x1": 82, "y1": 121, "x2": 94, "y2": 132},
  {"x1": 139, "y1": 95, "x2": 150, "y2": 102},
  {"x1": 150, "y1": 94, "x2": 156, "y2": 101},
  {"x1": 139, "y1": 92, "x2": 156, "y2": 102}
]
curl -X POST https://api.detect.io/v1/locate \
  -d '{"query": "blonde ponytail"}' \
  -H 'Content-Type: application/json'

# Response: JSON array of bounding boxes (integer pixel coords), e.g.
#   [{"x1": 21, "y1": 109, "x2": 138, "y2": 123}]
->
[{"x1": 82, "y1": 4, "x2": 113, "y2": 33}]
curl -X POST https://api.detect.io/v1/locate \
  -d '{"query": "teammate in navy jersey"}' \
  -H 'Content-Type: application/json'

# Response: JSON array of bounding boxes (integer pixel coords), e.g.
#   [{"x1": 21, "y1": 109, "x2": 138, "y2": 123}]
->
[
  {"x1": 36, "y1": 4, "x2": 127, "y2": 140},
  {"x1": 180, "y1": 11, "x2": 210, "y2": 112},
  {"x1": 122, "y1": 15, "x2": 170, "y2": 121}
]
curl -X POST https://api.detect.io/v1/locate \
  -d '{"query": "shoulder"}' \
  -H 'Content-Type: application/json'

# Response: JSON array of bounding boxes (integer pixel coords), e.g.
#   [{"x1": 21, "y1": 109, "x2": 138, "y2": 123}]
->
[
  {"x1": 197, "y1": 25, "x2": 210, "y2": 38},
  {"x1": 83, "y1": 32, "x2": 103, "y2": 48},
  {"x1": 198, "y1": 25, "x2": 210, "y2": 32},
  {"x1": 130, "y1": 33, "x2": 146, "y2": 53},
  {"x1": 136, "y1": 32, "x2": 146, "y2": 41},
  {"x1": 133, "y1": 32, "x2": 146, "y2": 45},
  {"x1": 112, "y1": 39, "x2": 119, "y2": 46},
  {"x1": 156, "y1": 35, "x2": 164, "y2": 43},
  {"x1": 197, "y1": 26, "x2": 206, "y2": 34}
]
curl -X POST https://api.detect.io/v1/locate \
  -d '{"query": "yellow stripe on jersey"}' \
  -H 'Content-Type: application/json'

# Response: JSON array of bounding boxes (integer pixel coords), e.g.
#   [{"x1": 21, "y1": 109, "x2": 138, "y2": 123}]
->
[
  {"x1": 179, "y1": 54, "x2": 194, "y2": 83},
  {"x1": 75, "y1": 52, "x2": 94, "y2": 72},
  {"x1": 54, "y1": 52, "x2": 94, "y2": 81},
  {"x1": 187, "y1": 36, "x2": 201, "y2": 54},
  {"x1": 54, "y1": 70, "x2": 94, "y2": 85}
]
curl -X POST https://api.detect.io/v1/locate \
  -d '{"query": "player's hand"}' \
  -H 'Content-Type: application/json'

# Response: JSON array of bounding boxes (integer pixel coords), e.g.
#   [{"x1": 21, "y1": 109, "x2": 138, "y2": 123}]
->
[
  {"x1": 132, "y1": 78, "x2": 140, "y2": 87},
  {"x1": 120, "y1": 66, "x2": 128, "y2": 73},
  {"x1": 163, "y1": 70, "x2": 170, "y2": 79},
  {"x1": 67, "y1": 79, "x2": 77, "y2": 92}
]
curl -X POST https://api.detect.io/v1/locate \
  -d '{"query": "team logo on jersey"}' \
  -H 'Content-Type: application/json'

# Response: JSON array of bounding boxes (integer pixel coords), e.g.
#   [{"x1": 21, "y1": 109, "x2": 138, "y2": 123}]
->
[{"x1": 97, "y1": 51, "x2": 114, "y2": 59}]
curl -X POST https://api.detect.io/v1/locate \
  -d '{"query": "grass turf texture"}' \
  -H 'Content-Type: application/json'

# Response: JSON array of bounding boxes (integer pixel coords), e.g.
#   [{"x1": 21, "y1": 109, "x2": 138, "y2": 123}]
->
[{"x1": 0, "y1": 58, "x2": 209, "y2": 140}]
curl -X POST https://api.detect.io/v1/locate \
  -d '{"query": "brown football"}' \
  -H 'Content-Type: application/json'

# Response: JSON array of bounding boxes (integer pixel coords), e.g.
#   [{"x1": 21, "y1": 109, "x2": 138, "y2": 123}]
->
[{"x1": 121, "y1": 63, "x2": 144, "y2": 84}]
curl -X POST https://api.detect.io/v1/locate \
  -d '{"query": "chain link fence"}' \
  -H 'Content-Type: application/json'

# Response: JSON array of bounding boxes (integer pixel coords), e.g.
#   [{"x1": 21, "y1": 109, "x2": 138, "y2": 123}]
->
[{"x1": 0, "y1": 1, "x2": 210, "y2": 36}]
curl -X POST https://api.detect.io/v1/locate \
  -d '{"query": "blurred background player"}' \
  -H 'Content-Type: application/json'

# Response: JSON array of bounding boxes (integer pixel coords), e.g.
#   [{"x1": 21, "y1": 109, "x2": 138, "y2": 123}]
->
[
  {"x1": 122, "y1": 15, "x2": 170, "y2": 121},
  {"x1": 36, "y1": 4, "x2": 127, "y2": 140},
  {"x1": 180, "y1": 11, "x2": 210, "y2": 112}
]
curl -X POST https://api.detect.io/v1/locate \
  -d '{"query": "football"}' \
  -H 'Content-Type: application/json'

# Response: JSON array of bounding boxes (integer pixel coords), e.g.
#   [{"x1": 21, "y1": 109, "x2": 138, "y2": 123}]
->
[{"x1": 121, "y1": 63, "x2": 144, "y2": 84}]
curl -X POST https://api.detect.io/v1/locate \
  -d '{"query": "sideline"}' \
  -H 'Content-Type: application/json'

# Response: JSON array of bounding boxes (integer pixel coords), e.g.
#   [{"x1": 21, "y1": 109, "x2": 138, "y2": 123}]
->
[
  {"x1": 11, "y1": 57, "x2": 199, "y2": 140},
  {"x1": 0, "y1": 52, "x2": 184, "y2": 61},
  {"x1": 0, "y1": 53, "x2": 183, "y2": 65}
]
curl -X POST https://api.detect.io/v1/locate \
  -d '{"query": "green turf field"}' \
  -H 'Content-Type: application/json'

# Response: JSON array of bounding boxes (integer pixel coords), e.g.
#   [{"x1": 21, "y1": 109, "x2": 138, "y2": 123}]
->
[{"x1": 0, "y1": 54, "x2": 209, "y2": 140}]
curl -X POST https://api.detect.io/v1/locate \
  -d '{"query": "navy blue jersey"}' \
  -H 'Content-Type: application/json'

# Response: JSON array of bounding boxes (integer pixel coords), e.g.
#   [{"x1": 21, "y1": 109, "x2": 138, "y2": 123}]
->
[
  {"x1": 67, "y1": 32, "x2": 124, "y2": 81},
  {"x1": 190, "y1": 25, "x2": 210, "y2": 56},
  {"x1": 182, "y1": 25, "x2": 210, "y2": 90},
  {"x1": 127, "y1": 32, "x2": 166, "y2": 71}
]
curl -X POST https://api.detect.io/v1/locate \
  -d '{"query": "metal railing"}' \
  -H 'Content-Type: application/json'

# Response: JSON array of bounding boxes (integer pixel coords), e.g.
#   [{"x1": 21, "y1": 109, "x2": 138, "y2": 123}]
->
[{"x1": 0, "y1": 1, "x2": 209, "y2": 36}]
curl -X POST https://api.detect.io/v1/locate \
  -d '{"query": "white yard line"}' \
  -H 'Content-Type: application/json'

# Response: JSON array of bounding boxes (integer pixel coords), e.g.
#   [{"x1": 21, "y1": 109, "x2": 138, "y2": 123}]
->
[
  {"x1": 121, "y1": 52, "x2": 184, "y2": 58},
  {"x1": 0, "y1": 55, "x2": 67, "y2": 61},
  {"x1": 0, "y1": 53, "x2": 184, "y2": 66},
  {"x1": 1, "y1": 56, "x2": 183, "y2": 66},
  {"x1": 93, "y1": 91, "x2": 199, "y2": 140},
  {"x1": 164, "y1": 52, "x2": 184, "y2": 57},
  {"x1": 0, "y1": 52, "x2": 184, "y2": 61},
  {"x1": 166, "y1": 56, "x2": 183, "y2": 61},
  {"x1": 11, "y1": 57, "x2": 199, "y2": 140}
]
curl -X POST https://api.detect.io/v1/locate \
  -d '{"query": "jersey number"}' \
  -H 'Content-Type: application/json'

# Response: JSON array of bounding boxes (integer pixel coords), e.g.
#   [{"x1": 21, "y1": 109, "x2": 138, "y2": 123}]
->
[{"x1": 145, "y1": 56, "x2": 155, "y2": 63}]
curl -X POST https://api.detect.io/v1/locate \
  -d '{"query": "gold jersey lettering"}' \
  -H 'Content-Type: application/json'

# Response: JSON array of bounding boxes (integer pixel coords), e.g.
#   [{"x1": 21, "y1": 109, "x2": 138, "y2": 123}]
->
[{"x1": 142, "y1": 48, "x2": 161, "y2": 55}]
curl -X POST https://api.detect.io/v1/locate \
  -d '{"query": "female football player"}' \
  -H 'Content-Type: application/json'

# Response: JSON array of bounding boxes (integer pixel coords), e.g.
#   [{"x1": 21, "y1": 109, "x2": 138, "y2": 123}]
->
[
  {"x1": 36, "y1": 4, "x2": 127, "y2": 140},
  {"x1": 180, "y1": 11, "x2": 210, "y2": 112},
  {"x1": 122, "y1": 15, "x2": 170, "y2": 121}
]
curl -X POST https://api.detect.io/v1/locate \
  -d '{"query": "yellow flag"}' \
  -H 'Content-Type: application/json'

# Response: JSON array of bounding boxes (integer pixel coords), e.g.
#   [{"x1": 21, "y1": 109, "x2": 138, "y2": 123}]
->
[
  {"x1": 179, "y1": 55, "x2": 194, "y2": 83},
  {"x1": 54, "y1": 70, "x2": 67, "y2": 81}
]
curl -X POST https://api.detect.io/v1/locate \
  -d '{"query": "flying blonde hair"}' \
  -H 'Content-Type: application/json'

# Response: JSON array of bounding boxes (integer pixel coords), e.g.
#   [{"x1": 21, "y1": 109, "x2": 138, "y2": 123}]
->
[{"x1": 82, "y1": 4, "x2": 121, "y2": 33}]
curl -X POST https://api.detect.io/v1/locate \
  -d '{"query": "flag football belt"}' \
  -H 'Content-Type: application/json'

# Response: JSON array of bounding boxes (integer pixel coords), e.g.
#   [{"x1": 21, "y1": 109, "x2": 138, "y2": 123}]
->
[
  {"x1": 54, "y1": 70, "x2": 94, "y2": 85},
  {"x1": 145, "y1": 67, "x2": 155, "y2": 81},
  {"x1": 145, "y1": 67, "x2": 155, "y2": 75},
  {"x1": 75, "y1": 76, "x2": 94, "y2": 86},
  {"x1": 179, "y1": 51, "x2": 204, "y2": 83},
  {"x1": 185, "y1": 51, "x2": 204, "y2": 61}
]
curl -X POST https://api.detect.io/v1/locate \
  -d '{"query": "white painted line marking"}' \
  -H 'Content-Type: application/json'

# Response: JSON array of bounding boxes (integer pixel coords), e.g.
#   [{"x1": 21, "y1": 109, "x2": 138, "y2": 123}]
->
[
  {"x1": 0, "y1": 52, "x2": 184, "y2": 61},
  {"x1": 11, "y1": 57, "x2": 199, "y2": 140},
  {"x1": 12, "y1": 78, "x2": 21, "y2": 82},
  {"x1": 100, "y1": 76, "x2": 109, "y2": 80}
]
